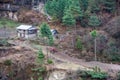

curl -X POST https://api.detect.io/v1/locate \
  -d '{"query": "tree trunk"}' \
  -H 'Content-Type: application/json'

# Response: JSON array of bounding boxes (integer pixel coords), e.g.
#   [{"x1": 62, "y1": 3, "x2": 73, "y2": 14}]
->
[{"x1": 94, "y1": 38, "x2": 97, "y2": 61}]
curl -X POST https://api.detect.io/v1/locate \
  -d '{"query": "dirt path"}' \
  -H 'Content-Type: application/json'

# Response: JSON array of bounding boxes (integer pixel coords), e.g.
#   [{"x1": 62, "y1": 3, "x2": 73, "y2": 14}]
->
[{"x1": 8, "y1": 40, "x2": 120, "y2": 76}]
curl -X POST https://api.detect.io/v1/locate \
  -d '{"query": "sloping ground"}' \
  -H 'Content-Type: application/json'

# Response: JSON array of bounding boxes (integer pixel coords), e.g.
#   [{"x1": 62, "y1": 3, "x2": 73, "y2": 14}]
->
[
  {"x1": 7, "y1": 40, "x2": 120, "y2": 77},
  {"x1": 104, "y1": 16, "x2": 120, "y2": 39},
  {"x1": 0, "y1": 46, "x2": 36, "y2": 66},
  {"x1": 18, "y1": 10, "x2": 46, "y2": 24},
  {"x1": 0, "y1": 18, "x2": 21, "y2": 28}
]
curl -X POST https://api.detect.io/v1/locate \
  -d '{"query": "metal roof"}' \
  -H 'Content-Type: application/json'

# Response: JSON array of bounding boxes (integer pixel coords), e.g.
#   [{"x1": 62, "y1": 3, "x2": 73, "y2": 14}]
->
[{"x1": 17, "y1": 25, "x2": 36, "y2": 30}]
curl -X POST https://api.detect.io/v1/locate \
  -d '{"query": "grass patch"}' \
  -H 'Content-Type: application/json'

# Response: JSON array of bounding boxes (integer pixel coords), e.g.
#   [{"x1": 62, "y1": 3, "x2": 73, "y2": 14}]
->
[{"x1": 0, "y1": 18, "x2": 21, "y2": 28}]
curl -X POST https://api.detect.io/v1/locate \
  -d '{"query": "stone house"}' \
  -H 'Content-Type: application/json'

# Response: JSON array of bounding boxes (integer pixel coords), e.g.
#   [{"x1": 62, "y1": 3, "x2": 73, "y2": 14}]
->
[{"x1": 16, "y1": 25, "x2": 37, "y2": 39}]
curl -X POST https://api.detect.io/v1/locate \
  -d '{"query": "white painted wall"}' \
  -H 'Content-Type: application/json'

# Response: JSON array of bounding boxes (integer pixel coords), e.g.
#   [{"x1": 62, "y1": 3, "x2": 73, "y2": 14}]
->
[{"x1": 25, "y1": 34, "x2": 37, "y2": 39}]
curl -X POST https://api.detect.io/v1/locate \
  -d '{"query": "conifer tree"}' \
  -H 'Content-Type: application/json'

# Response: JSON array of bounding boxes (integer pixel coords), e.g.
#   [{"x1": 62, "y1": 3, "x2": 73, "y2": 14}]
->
[
  {"x1": 69, "y1": 0, "x2": 83, "y2": 19},
  {"x1": 40, "y1": 23, "x2": 52, "y2": 38},
  {"x1": 45, "y1": 0, "x2": 67, "y2": 20},
  {"x1": 88, "y1": 15, "x2": 101, "y2": 27},
  {"x1": 62, "y1": 9, "x2": 76, "y2": 26},
  {"x1": 79, "y1": 0, "x2": 88, "y2": 11},
  {"x1": 103, "y1": 0, "x2": 116, "y2": 13},
  {"x1": 40, "y1": 23, "x2": 54, "y2": 46}
]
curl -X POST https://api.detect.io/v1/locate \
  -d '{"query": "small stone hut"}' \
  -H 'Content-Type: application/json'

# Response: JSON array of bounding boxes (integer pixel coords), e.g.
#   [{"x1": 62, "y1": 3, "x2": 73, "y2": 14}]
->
[{"x1": 16, "y1": 25, "x2": 37, "y2": 39}]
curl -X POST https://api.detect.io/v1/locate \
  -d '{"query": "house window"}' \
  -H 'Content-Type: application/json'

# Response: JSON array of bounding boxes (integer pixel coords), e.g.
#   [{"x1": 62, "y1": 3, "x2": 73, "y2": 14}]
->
[{"x1": 28, "y1": 30, "x2": 36, "y2": 34}]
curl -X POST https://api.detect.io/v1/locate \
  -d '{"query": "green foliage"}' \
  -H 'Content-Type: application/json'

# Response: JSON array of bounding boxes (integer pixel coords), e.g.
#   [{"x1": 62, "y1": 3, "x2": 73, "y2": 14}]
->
[
  {"x1": 62, "y1": 10, "x2": 76, "y2": 26},
  {"x1": 47, "y1": 59, "x2": 53, "y2": 64},
  {"x1": 37, "y1": 49, "x2": 45, "y2": 65},
  {"x1": 86, "y1": 0, "x2": 100, "y2": 13},
  {"x1": 40, "y1": 23, "x2": 52, "y2": 38},
  {"x1": 48, "y1": 35, "x2": 54, "y2": 46},
  {"x1": 68, "y1": 0, "x2": 83, "y2": 19},
  {"x1": 79, "y1": 0, "x2": 88, "y2": 11},
  {"x1": 3, "y1": 59, "x2": 12, "y2": 66},
  {"x1": 45, "y1": 0, "x2": 117, "y2": 27},
  {"x1": 38, "y1": 77, "x2": 43, "y2": 80},
  {"x1": 87, "y1": 71, "x2": 108, "y2": 79},
  {"x1": 40, "y1": 23, "x2": 54, "y2": 46},
  {"x1": 0, "y1": 39, "x2": 8, "y2": 46},
  {"x1": 103, "y1": 0, "x2": 116, "y2": 13},
  {"x1": 37, "y1": 50, "x2": 44, "y2": 59},
  {"x1": 76, "y1": 37, "x2": 83, "y2": 50},
  {"x1": 45, "y1": 0, "x2": 67, "y2": 20},
  {"x1": 32, "y1": 67, "x2": 46, "y2": 73},
  {"x1": 45, "y1": 0, "x2": 83, "y2": 24},
  {"x1": 88, "y1": 15, "x2": 101, "y2": 27},
  {"x1": 33, "y1": 49, "x2": 46, "y2": 80},
  {"x1": 93, "y1": 66, "x2": 101, "y2": 72},
  {"x1": 86, "y1": 66, "x2": 108, "y2": 79},
  {"x1": 78, "y1": 67, "x2": 108, "y2": 79},
  {"x1": 90, "y1": 30, "x2": 98, "y2": 38},
  {"x1": 0, "y1": 18, "x2": 21, "y2": 28}
]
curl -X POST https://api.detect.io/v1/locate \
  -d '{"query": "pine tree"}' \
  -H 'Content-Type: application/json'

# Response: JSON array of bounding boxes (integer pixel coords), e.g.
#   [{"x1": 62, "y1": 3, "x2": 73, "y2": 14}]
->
[
  {"x1": 45, "y1": 0, "x2": 67, "y2": 21},
  {"x1": 69, "y1": 0, "x2": 83, "y2": 19},
  {"x1": 103, "y1": 0, "x2": 116, "y2": 13},
  {"x1": 79, "y1": 0, "x2": 88, "y2": 11},
  {"x1": 40, "y1": 23, "x2": 52, "y2": 38},
  {"x1": 62, "y1": 9, "x2": 76, "y2": 26},
  {"x1": 48, "y1": 35, "x2": 54, "y2": 46},
  {"x1": 40, "y1": 23, "x2": 54, "y2": 46},
  {"x1": 88, "y1": 15, "x2": 101, "y2": 27}
]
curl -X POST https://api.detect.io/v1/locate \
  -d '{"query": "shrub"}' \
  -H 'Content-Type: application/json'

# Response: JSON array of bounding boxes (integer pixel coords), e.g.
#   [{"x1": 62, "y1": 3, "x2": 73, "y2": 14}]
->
[
  {"x1": 47, "y1": 59, "x2": 53, "y2": 64},
  {"x1": 0, "y1": 39, "x2": 8, "y2": 46},
  {"x1": 87, "y1": 66, "x2": 108, "y2": 79},
  {"x1": 37, "y1": 49, "x2": 45, "y2": 65},
  {"x1": 4, "y1": 59, "x2": 12, "y2": 66},
  {"x1": 87, "y1": 71, "x2": 108, "y2": 79},
  {"x1": 76, "y1": 37, "x2": 83, "y2": 50},
  {"x1": 77, "y1": 67, "x2": 108, "y2": 79}
]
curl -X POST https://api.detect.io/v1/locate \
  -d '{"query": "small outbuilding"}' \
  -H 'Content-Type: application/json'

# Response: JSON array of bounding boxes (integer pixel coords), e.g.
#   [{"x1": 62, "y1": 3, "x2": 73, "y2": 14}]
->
[{"x1": 16, "y1": 25, "x2": 37, "y2": 39}]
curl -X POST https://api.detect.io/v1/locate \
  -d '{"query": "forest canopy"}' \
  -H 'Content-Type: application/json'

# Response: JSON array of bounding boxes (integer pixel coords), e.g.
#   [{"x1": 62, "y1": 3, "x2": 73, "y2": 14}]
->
[{"x1": 45, "y1": 0, "x2": 117, "y2": 26}]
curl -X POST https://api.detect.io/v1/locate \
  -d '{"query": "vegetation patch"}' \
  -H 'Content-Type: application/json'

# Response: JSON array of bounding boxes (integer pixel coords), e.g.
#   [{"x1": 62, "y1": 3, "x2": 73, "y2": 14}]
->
[{"x1": 0, "y1": 18, "x2": 21, "y2": 28}]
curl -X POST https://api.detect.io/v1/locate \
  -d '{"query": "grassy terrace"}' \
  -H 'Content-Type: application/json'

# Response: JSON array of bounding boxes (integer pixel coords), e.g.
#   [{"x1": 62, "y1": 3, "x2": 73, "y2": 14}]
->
[{"x1": 0, "y1": 18, "x2": 21, "y2": 28}]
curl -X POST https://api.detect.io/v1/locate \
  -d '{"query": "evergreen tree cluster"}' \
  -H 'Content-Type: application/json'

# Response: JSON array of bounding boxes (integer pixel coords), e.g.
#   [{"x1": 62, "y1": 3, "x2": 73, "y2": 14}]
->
[
  {"x1": 45, "y1": 0, "x2": 116, "y2": 27},
  {"x1": 40, "y1": 23, "x2": 54, "y2": 46}
]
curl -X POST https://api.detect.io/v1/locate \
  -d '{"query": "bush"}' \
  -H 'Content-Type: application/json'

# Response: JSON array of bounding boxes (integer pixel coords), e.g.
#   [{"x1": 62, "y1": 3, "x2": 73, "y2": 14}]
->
[
  {"x1": 47, "y1": 59, "x2": 53, "y2": 64},
  {"x1": 0, "y1": 39, "x2": 8, "y2": 46},
  {"x1": 77, "y1": 67, "x2": 108, "y2": 79},
  {"x1": 76, "y1": 37, "x2": 83, "y2": 50},
  {"x1": 4, "y1": 59, "x2": 12, "y2": 66},
  {"x1": 87, "y1": 71, "x2": 108, "y2": 79}
]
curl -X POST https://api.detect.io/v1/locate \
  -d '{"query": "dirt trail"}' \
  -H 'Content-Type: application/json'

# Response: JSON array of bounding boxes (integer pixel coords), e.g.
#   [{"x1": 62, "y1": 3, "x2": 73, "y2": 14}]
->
[{"x1": 8, "y1": 40, "x2": 120, "y2": 76}]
